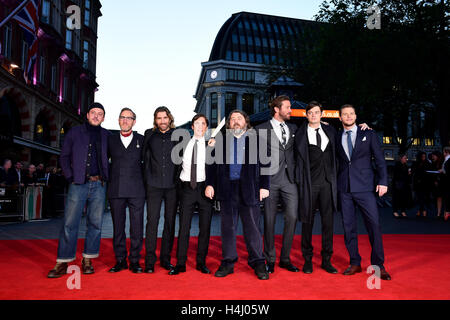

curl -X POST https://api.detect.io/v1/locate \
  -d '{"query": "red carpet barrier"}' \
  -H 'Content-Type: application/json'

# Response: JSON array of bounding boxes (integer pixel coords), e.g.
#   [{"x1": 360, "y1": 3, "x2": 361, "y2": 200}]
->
[{"x1": 0, "y1": 235, "x2": 449, "y2": 300}]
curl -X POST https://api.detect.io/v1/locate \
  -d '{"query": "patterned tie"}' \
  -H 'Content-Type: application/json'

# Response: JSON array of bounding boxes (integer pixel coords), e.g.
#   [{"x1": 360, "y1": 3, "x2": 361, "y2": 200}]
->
[
  {"x1": 190, "y1": 140, "x2": 198, "y2": 189},
  {"x1": 280, "y1": 123, "x2": 287, "y2": 147},
  {"x1": 316, "y1": 128, "x2": 321, "y2": 150},
  {"x1": 347, "y1": 131, "x2": 353, "y2": 160}
]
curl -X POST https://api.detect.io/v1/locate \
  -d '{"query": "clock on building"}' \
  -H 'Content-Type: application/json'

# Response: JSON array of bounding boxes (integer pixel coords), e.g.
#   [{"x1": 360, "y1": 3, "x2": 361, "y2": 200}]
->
[{"x1": 210, "y1": 70, "x2": 218, "y2": 80}]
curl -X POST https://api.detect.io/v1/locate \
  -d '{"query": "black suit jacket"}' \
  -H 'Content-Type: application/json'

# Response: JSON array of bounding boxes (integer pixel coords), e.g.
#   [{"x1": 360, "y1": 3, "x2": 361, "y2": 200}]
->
[
  {"x1": 206, "y1": 130, "x2": 270, "y2": 207},
  {"x1": 107, "y1": 132, "x2": 145, "y2": 199},
  {"x1": 294, "y1": 123, "x2": 338, "y2": 223},
  {"x1": 255, "y1": 120, "x2": 297, "y2": 184}
]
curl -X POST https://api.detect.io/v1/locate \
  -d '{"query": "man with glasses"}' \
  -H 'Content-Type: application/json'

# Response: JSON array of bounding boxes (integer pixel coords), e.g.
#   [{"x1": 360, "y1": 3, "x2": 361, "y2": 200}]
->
[
  {"x1": 107, "y1": 108, "x2": 145, "y2": 274},
  {"x1": 48, "y1": 103, "x2": 110, "y2": 278}
]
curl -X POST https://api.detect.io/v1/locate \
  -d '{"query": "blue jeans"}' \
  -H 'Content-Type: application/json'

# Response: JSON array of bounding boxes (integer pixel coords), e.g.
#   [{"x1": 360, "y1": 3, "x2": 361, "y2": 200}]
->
[{"x1": 56, "y1": 181, "x2": 106, "y2": 263}]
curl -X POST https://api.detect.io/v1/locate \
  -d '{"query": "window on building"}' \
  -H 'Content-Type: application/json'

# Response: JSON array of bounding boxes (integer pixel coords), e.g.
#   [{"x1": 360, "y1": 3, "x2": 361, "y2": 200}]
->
[
  {"x1": 83, "y1": 41, "x2": 89, "y2": 69},
  {"x1": 424, "y1": 138, "x2": 434, "y2": 146},
  {"x1": 383, "y1": 137, "x2": 393, "y2": 145},
  {"x1": 39, "y1": 56, "x2": 46, "y2": 84},
  {"x1": 42, "y1": 0, "x2": 51, "y2": 24},
  {"x1": 84, "y1": 0, "x2": 91, "y2": 27},
  {"x1": 225, "y1": 93, "x2": 236, "y2": 117},
  {"x1": 21, "y1": 41, "x2": 29, "y2": 69},
  {"x1": 412, "y1": 138, "x2": 421, "y2": 146},
  {"x1": 3, "y1": 24, "x2": 12, "y2": 59},
  {"x1": 243, "y1": 94, "x2": 254, "y2": 115},
  {"x1": 226, "y1": 69, "x2": 255, "y2": 83},
  {"x1": 210, "y1": 93, "x2": 218, "y2": 127},
  {"x1": 51, "y1": 65, "x2": 57, "y2": 92},
  {"x1": 63, "y1": 76, "x2": 69, "y2": 101},
  {"x1": 65, "y1": 29, "x2": 72, "y2": 50}
]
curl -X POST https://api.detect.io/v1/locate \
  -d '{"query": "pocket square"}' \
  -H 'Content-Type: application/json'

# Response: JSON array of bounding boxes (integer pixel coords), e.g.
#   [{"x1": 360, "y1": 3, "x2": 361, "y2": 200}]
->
[{"x1": 362, "y1": 137, "x2": 367, "y2": 142}]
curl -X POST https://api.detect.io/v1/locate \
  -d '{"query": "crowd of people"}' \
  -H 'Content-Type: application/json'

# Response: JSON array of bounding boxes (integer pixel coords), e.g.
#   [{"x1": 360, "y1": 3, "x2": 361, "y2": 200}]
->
[
  {"x1": 391, "y1": 148, "x2": 450, "y2": 220},
  {"x1": 0, "y1": 160, "x2": 68, "y2": 217}
]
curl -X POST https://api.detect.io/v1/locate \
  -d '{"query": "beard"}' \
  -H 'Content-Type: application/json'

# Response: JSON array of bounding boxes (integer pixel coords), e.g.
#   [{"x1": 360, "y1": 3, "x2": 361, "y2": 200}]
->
[{"x1": 232, "y1": 125, "x2": 246, "y2": 137}]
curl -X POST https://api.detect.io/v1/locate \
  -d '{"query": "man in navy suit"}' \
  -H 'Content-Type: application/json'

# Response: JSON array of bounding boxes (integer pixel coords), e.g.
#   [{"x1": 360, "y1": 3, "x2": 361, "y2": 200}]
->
[
  {"x1": 107, "y1": 108, "x2": 145, "y2": 274},
  {"x1": 336, "y1": 104, "x2": 391, "y2": 280}
]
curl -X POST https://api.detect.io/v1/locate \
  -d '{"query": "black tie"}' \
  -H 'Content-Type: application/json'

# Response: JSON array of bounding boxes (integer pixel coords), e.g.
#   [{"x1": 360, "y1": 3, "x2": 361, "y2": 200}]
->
[
  {"x1": 190, "y1": 140, "x2": 198, "y2": 189},
  {"x1": 316, "y1": 128, "x2": 322, "y2": 150},
  {"x1": 280, "y1": 123, "x2": 287, "y2": 147}
]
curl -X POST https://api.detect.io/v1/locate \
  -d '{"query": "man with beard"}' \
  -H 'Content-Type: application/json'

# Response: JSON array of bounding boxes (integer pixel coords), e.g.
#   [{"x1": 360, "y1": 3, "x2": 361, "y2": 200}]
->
[
  {"x1": 107, "y1": 108, "x2": 145, "y2": 274},
  {"x1": 143, "y1": 107, "x2": 178, "y2": 273},
  {"x1": 256, "y1": 96, "x2": 299, "y2": 274},
  {"x1": 48, "y1": 103, "x2": 109, "y2": 278},
  {"x1": 205, "y1": 110, "x2": 270, "y2": 280},
  {"x1": 336, "y1": 104, "x2": 391, "y2": 280}
]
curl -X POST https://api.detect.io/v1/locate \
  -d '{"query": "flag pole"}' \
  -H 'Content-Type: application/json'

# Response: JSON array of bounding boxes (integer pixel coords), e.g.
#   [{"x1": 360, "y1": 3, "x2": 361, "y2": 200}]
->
[{"x1": 0, "y1": 0, "x2": 32, "y2": 29}]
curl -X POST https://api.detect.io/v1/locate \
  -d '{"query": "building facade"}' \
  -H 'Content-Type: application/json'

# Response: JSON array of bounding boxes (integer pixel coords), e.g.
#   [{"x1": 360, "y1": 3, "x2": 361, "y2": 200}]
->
[{"x1": 0, "y1": 0, "x2": 102, "y2": 166}]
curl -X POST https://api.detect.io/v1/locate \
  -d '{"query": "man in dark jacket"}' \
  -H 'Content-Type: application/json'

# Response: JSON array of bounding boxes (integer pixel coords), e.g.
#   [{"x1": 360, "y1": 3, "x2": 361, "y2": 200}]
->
[
  {"x1": 107, "y1": 108, "x2": 145, "y2": 274},
  {"x1": 205, "y1": 110, "x2": 270, "y2": 280},
  {"x1": 142, "y1": 106, "x2": 179, "y2": 273},
  {"x1": 48, "y1": 103, "x2": 110, "y2": 278},
  {"x1": 294, "y1": 101, "x2": 338, "y2": 275}
]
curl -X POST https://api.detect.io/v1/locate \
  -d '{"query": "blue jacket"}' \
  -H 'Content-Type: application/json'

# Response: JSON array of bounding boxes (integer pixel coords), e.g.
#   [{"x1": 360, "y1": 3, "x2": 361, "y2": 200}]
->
[
  {"x1": 336, "y1": 127, "x2": 387, "y2": 193},
  {"x1": 60, "y1": 123, "x2": 110, "y2": 184}
]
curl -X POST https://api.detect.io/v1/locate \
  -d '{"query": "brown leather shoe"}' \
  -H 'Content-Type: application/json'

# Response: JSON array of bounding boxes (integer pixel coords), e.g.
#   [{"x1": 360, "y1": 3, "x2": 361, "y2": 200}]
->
[
  {"x1": 47, "y1": 262, "x2": 68, "y2": 278},
  {"x1": 82, "y1": 258, "x2": 95, "y2": 275},
  {"x1": 379, "y1": 269, "x2": 392, "y2": 280},
  {"x1": 342, "y1": 265, "x2": 362, "y2": 275}
]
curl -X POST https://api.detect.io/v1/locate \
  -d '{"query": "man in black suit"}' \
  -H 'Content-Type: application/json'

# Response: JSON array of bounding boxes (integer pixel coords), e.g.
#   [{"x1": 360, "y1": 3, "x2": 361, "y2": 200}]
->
[
  {"x1": 205, "y1": 110, "x2": 270, "y2": 280},
  {"x1": 107, "y1": 108, "x2": 145, "y2": 274},
  {"x1": 294, "y1": 101, "x2": 338, "y2": 275},
  {"x1": 256, "y1": 96, "x2": 299, "y2": 274},
  {"x1": 169, "y1": 114, "x2": 213, "y2": 275},
  {"x1": 143, "y1": 107, "x2": 179, "y2": 273}
]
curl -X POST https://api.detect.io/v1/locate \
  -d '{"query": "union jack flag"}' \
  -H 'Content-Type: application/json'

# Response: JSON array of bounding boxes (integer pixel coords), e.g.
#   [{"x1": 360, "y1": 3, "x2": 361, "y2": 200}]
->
[{"x1": 13, "y1": 0, "x2": 41, "y2": 84}]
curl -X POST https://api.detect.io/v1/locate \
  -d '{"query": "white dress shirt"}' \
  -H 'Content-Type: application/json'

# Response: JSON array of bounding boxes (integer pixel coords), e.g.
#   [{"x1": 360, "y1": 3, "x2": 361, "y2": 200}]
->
[
  {"x1": 341, "y1": 125, "x2": 358, "y2": 160},
  {"x1": 120, "y1": 132, "x2": 133, "y2": 149},
  {"x1": 180, "y1": 137, "x2": 206, "y2": 182},
  {"x1": 307, "y1": 124, "x2": 329, "y2": 152},
  {"x1": 270, "y1": 117, "x2": 290, "y2": 145}
]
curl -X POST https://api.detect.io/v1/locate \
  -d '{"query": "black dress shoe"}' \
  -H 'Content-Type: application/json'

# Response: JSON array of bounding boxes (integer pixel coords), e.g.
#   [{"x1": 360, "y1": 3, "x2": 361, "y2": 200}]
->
[
  {"x1": 109, "y1": 260, "x2": 128, "y2": 273},
  {"x1": 144, "y1": 264, "x2": 154, "y2": 273},
  {"x1": 161, "y1": 262, "x2": 174, "y2": 270},
  {"x1": 196, "y1": 264, "x2": 211, "y2": 274},
  {"x1": 169, "y1": 265, "x2": 186, "y2": 275},
  {"x1": 279, "y1": 262, "x2": 299, "y2": 272},
  {"x1": 47, "y1": 262, "x2": 68, "y2": 278},
  {"x1": 321, "y1": 260, "x2": 338, "y2": 274},
  {"x1": 303, "y1": 260, "x2": 313, "y2": 274},
  {"x1": 214, "y1": 265, "x2": 234, "y2": 277},
  {"x1": 266, "y1": 262, "x2": 275, "y2": 274},
  {"x1": 379, "y1": 269, "x2": 392, "y2": 281},
  {"x1": 343, "y1": 265, "x2": 362, "y2": 275},
  {"x1": 254, "y1": 264, "x2": 269, "y2": 280},
  {"x1": 129, "y1": 262, "x2": 143, "y2": 274}
]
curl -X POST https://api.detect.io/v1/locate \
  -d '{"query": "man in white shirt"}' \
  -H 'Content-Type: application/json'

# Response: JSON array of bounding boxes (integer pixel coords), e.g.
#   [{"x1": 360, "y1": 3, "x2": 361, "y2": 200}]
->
[{"x1": 169, "y1": 114, "x2": 213, "y2": 275}]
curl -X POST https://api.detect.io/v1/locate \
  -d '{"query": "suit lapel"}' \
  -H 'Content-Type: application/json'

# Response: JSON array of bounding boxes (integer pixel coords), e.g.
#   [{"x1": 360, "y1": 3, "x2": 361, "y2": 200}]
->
[
  {"x1": 337, "y1": 129, "x2": 349, "y2": 162},
  {"x1": 353, "y1": 127, "x2": 364, "y2": 157}
]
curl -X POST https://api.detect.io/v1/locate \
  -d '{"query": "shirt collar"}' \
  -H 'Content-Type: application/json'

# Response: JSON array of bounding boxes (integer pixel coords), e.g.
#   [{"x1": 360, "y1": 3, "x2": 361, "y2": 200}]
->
[
  {"x1": 344, "y1": 125, "x2": 358, "y2": 134},
  {"x1": 271, "y1": 117, "x2": 286, "y2": 127},
  {"x1": 308, "y1": 124, "x2": 322, "y2": 132}
]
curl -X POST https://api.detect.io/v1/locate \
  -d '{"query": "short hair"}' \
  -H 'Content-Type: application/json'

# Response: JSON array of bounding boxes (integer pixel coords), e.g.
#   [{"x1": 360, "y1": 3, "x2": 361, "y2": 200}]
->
[
  {"x1": 226, "y1": 109, "x2": 252, "y2": 130},
  {"x1": 305, "y1": 101, "x2": 323, "y2": 114},
  {"x1": 269, "y1": 95, "x2": 290, "y2": 117},
  {"x1": 443, "y1": 146, "x2": 450, "y2": 154},
  {"x1": 120, "y1": 107, "x2": 136, "y2": 120},
  {"x1": 191, "y1": 113, "x2": 209, "y2": 127},
  {"x1": 2, "y1": 159, "x2": 11, "y2": 167},
  {"x1": 153, "y1": 106, "x2": 175, "y2": 131},
  {"x1": 340, "y1": 104, "x2": 356, "y2": 114}
]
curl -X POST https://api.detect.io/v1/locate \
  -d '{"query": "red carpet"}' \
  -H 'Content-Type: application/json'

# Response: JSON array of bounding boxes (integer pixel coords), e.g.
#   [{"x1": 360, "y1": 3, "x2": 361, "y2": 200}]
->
[{"x1": 0, "y1": 235, "x2": 449, "y2": 300}]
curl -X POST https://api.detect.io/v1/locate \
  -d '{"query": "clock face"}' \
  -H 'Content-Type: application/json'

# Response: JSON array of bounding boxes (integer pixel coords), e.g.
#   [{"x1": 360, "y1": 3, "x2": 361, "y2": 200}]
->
[{"x1": 210, "y1": 70, "x2": 218, "y2": 80}]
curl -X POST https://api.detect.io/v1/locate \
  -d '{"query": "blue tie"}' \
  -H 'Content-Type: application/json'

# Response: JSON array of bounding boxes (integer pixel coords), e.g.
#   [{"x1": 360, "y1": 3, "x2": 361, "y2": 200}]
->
[{"x1": 346, "y1": 131, "x2": 353, "y2": 160}]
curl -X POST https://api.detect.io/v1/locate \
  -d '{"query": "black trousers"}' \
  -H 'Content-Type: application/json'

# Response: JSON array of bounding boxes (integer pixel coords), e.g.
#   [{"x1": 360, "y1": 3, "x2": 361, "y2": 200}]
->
[
  {"x1": 109, "y1": 197, "x2": 145, "y2": 264},
  {"x1": 145, "y1": 186, "x2": 177, "y2": 265},
  {"x1": 301, "y1": 182, "x2": 334, "y2": 260},
  {"x1": 220, "y1": 181, "x2": 265, "y2": 269},
  {"x1": 175, "y1": 182, "x2": 213, "y2": 266}
]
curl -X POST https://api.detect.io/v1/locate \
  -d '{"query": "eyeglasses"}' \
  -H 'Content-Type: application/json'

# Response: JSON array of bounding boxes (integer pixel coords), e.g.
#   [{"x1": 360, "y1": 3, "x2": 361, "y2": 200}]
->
[{"x1": 119, "y1": 116, "x2": 135, "y2": 121}]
